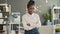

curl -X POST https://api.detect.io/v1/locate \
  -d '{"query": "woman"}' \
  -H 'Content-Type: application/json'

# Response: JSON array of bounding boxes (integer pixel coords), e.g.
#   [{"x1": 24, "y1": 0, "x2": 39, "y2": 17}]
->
[{"x1": 22, "y1": 0, "x2": 41, "y2": 34}]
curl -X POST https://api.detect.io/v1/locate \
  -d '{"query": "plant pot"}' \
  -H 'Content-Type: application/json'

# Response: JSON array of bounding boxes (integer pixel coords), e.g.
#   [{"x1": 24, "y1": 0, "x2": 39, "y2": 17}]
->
[
  {"x1": 46, "y1": 20, "x2": 51, "y2": 26},
  {"x1": 56, "y1": 32, "x2": 60, "y2": 34}
]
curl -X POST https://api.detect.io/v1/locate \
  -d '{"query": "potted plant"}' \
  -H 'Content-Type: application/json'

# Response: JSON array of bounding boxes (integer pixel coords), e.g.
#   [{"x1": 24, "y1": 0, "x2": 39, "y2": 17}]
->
[
  {"x1": 44, "y1": 12, "x2": 52, "y2": 25},
  {"x1": 55, "y1": 28, "x2": 60, "y2": 34}
]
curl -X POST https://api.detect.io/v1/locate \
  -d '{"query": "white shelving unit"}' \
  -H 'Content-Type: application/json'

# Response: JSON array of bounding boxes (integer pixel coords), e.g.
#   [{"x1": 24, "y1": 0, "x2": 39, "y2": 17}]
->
[
  {"x1": 52, "y1": 7, "x2": 60, "y2": 25},
  {"x1": 0, "y1": 4, "x2": 11, "y2": 34},
  {"x1": 10, "y1": 12, "x2": 23, "y2": 34},
  {"x1": 52, "y1": 7, "x2": 60, "y2": 34}
]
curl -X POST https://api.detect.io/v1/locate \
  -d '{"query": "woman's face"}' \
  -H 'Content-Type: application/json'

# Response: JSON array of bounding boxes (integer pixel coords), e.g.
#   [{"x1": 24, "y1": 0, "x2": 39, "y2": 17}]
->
[{"x1": 28, "y1": 5, "x2": 35, "y2": 15}]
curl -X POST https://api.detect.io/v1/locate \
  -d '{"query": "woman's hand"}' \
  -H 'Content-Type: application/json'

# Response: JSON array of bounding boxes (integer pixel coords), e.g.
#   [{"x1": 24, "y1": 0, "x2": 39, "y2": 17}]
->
[{"x1": 27, "y1": 23, "x2": 30, "y2": 26}]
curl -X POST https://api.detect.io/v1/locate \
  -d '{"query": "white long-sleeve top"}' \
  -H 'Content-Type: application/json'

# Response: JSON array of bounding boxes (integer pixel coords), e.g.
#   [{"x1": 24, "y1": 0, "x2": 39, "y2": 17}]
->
[{"x1": 22, "y1": 13, "x2": 41, "y2": 30}]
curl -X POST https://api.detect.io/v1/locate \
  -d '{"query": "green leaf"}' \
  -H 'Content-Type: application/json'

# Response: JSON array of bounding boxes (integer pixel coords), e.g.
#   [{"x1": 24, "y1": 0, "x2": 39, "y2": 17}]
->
[{"x1": 55, "y1": 28, "x2": 60, "y2": 32}]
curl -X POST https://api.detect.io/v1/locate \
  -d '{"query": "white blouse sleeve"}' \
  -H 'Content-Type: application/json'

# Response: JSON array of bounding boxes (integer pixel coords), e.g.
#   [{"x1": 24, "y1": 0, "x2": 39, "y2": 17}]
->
[
  {"x1": 22, "y1": 16, "x2": 29, "y2": 30},
  {"x1": 36, "y1": 15, "x2": 41, "y2": 28}
]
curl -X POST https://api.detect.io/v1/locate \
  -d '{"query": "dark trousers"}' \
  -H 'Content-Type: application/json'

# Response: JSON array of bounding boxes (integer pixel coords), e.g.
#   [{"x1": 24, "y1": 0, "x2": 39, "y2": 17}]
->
[{"x1": 25, "y1": 28, "x2": 40, "y2": 34}]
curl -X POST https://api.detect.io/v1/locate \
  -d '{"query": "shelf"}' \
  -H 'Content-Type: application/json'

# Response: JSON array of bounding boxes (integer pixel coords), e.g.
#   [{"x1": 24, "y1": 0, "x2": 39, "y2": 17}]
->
[
  {"x1": 0, "y1": 12, "x2": 9, "y2": 13},
  {"x1": 0, "y1": 18, "x2": 7, "y2": 19},
  {"x1": 0, "y1": 24, "x2": 9, "y2": 26},
  {"x1": 0, "y1": 30, "x2": 5, "y2": 33}
]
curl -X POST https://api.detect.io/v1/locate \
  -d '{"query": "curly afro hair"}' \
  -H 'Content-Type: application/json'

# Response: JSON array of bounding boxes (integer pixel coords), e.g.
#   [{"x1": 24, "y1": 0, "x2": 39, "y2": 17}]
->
[{"x1": 27, "y1": 0, "x2": 35, "y2": 8}]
